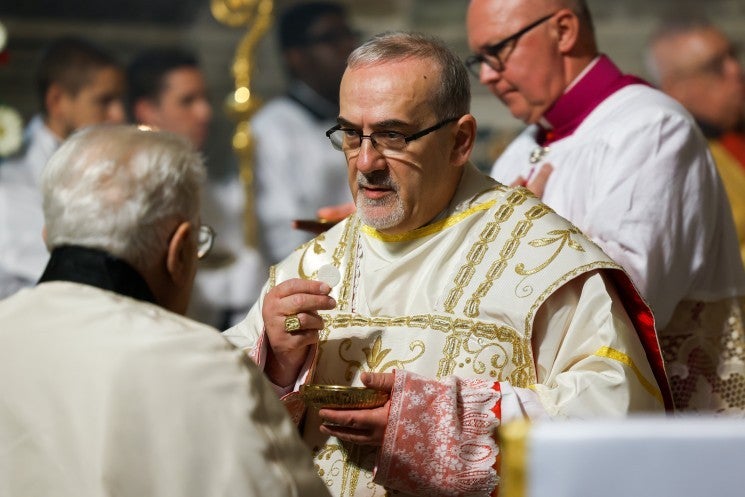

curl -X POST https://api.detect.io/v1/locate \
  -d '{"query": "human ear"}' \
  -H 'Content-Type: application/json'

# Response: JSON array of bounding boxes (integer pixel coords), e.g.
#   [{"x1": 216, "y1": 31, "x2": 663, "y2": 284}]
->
[
  {"x1": 45, "y1": 83, "x2": 68, "y2": 119},
  {"x1": 166, "y1": 221, "x2": 195, "y2": 286},
  {"x1": 450, "y1": 114, "x2": 477, "y2": 167},
  {"x1": 554, "y1": 9, "x2": 580, "y2": 54}
]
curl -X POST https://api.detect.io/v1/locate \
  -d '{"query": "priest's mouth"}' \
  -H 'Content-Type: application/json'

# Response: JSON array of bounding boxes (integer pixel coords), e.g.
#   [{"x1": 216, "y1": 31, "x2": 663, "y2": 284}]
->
[{"x1": 359, "y1": 185, "x2": 395, "y2": 200}]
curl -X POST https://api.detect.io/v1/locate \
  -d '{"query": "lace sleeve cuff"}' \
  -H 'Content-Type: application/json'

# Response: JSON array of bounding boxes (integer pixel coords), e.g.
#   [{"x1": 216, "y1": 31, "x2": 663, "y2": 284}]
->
[{"x1": 374, "y1": 370, "x2": 502, "y2": 496}]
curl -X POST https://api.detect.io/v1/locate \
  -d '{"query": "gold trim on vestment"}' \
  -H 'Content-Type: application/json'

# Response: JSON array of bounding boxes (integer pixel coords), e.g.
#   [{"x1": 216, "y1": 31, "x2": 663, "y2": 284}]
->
[
  {"x1": 268, "y1": 264, "x2": 276, "y2": 289},
  {"x1": 523, "y1": 262, "x2": 622, "y2": 338},
  {"x1": 515, "y1": 228, "x2": 586, "y2": 276},
  {"x1": 321, "y1": 312, "x2": 534, "y2": 386},
  {"x1": 360, "y1": 200, "x2": 497, "y2": 242},
  {"x1": 594, "y1": 346, "x2": 663, "y2": 405},
  {"x1": 445, "y1": 190, "x2": 528, "y2": 314},
  {"x1": 464, "y1": 194, "x2": 553, "y2": 318},
  {"x1": 337, "y1": 217, "x2": 359, "y2": 311}
]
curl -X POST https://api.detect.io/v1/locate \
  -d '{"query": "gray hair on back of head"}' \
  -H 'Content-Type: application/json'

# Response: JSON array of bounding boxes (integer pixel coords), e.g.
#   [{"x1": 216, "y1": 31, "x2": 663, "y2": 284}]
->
[
  {"x1": 42, "y1": 124, "x2": 205, "y2": 272},
  {"x1": 347, "y1": 31, "x2": 471, "y2": 120}
]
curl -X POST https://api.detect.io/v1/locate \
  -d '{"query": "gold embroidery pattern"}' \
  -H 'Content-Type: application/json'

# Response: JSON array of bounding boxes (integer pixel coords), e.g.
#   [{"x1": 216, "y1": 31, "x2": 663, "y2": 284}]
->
[
  {"x1": 443, "y1": 192, "x2": 524, "y2": 314},
  {"x1": 444, "y1": 190, "x2": 530, "y2": 315},
  {"x1": 594, "y1": 346, "x2": 663, "y2": 404},
  {"x1": 335, "y1": 335, "x2": 426, "y2": 382},
  {"x1": 522, "y1": 262, "x2": 622, "y2": 338},
  {"x1": 298, "y1": 233, "x2": 327, "y2": 280},
  {"x1": 268, "y1": 264, "x2": 276, "y2": 289},
  {"x1": 336, "y1": 218, "x2": 359, "y2": 312},
  {"x1": 463, "y1": 200, "x2": 552, "y2": 318},
  {"x1": 293, "y1": 217, "x2": 357, "y2": 311},
  {"x1": 515, "y1": 228, "x2": 586, "y2": 276},
  {"x1": 322, "y1": 312, "x2": 534, "y2": 387},
  {"x1": 313, "y1": 444, "x2": 372, "y2": 496},
  {"x1": 360, "y1": 200, "x2": 497, "y2": 242}
]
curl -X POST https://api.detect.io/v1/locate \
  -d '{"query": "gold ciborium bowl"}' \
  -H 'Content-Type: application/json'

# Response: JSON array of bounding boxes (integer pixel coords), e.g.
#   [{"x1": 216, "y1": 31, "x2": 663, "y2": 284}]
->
[{"x1": 300, "y1": 384, "x2": 389, "y2": 409}]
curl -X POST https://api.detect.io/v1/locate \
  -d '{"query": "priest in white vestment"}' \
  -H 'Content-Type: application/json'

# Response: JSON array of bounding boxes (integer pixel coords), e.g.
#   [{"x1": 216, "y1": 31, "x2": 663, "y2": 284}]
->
[
  {"x1": 0, "y1": 126, "x2": 329, "y2": 497},
  {"x1": 226, "y1": 32, "x2": 670, "y2": 497},
  {"x1": 466, "y1": 0, "x2": 745, "y2": 413}
]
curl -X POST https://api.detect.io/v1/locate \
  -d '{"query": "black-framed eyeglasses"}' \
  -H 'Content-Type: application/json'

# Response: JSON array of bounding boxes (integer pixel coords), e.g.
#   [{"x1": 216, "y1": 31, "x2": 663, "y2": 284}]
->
[
  {"x1": 325, "y1": 117, "x2": 460, "y2": 154},
  {"x1": 197, "y1": 224, "x2": 215, "y2": 260},
  {"x1": 465, "y1": 12, "x2": 556, "y2": 76}
]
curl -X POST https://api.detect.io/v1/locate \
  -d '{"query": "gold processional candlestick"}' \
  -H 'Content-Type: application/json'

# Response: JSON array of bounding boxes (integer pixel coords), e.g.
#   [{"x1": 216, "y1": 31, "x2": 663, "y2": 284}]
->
[{"x1": 210, "y1": 0, "x2": 273, "y2": 248}]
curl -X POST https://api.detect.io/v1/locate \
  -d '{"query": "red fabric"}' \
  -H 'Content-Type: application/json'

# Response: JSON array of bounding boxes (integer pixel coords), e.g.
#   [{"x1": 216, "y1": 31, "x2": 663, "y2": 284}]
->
[
  {"x1": 537, "y1": 55, "x2": 650, "y2": 146},
  {"x1": 608, "y1": 270, "x2": 674, "y2": 411},
  {"x1": 720, "y1": 132, "x2": 745, "y2": 173},
  {"x1": 375, "y1": 371, "x2": 501, "y2": 496}
]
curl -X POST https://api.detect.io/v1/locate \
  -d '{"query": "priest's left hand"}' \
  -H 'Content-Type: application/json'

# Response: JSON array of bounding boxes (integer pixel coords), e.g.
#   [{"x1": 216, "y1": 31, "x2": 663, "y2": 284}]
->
[{"x1": 318, "y1": 372, "x2": 394, "y2": 446}]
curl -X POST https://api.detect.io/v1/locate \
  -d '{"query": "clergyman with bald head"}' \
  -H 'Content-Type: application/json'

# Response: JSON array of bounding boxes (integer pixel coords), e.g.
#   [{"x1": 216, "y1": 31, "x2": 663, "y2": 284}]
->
[{"x1": 467, "y1": 0, "x2": 745, "y2": 412}]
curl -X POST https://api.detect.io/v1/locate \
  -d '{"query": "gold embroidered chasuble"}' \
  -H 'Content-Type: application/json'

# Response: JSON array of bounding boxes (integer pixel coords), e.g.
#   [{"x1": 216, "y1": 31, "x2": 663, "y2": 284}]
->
[{"x1": 227, "y1": 165, "x2": 668, "y2": 496}]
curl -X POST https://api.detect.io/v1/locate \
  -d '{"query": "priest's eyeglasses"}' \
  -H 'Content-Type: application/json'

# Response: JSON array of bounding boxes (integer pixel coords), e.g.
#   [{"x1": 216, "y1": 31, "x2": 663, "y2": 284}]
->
[
  {"x1": 465, "y1": 12, "x2": 556, "y2": 76},
  {"x1": 325, "y1": 117, "x2": 459, "y2": 154},
  {"x1": 197, "y1": 224, "x2": 215, "y2": 260}
]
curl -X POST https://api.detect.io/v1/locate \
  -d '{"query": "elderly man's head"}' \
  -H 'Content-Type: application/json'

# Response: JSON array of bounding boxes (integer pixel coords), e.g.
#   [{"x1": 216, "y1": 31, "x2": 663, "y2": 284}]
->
[
  {"x1": 330, "y1": 32, "x2": 476, "y2": 234},
  {"x1": 646, "y1": 21, "x2": 744, "y2": 132},
  {"x1": 42, "y1": 125, "x2": 207, "y2": 313},
  {"x1": 466, "y1": 0, "x2": 597, "y2": 124}
]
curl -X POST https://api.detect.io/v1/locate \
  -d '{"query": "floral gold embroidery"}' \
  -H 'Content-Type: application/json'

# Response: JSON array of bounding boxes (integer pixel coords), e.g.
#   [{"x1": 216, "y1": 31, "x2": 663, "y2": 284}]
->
[
  {"x1": 337, "y1": 334, "x2": 426, "y2": 381},
  {"x1": 515, "y1": 228, "x2": 586, "y2": 276},
  {"x1": 323, "y1": 312, "x2": 534, "y2": 386}
]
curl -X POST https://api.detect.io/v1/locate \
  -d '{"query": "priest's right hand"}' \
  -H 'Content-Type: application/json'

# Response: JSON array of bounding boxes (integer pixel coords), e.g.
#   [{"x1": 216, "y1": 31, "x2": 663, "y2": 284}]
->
[
  {"x1": 262, "y1": 278, "x2": 336, "y2": 387},
  {"x1": 510, "y1": 162, "x2": 553, "y2": 198}
]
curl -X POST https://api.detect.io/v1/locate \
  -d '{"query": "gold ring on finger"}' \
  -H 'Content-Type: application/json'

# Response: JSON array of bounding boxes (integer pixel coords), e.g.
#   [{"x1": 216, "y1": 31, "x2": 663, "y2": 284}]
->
[{"x1": 284, "y1": 314, "x2": 302, "y2": 333}]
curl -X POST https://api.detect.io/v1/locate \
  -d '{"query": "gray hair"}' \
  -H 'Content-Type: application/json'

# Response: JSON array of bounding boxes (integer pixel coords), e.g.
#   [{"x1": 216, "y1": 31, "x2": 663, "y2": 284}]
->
[
  {"x1": 347, "y1": 31, "x2": 471, "y2": 119},
  {"x1": 42, "y1": 125, "x2": 205, "y2": 272},
  {"x1": 644, "y1": 18, "x2": 714, "y2": 85}
]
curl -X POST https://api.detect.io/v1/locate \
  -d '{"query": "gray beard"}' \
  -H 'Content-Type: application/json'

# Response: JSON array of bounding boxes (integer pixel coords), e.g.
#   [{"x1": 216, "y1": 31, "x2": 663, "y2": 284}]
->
[
  {"x1": 355, "y1": 170, "x2": 405, "y2": 231},
  {"x1": 355, "y1": 191, "x2": 406, "y2": 231}
]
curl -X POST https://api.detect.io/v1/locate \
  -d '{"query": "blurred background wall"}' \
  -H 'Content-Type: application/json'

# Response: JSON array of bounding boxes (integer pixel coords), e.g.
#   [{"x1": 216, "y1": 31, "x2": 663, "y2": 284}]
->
[{"x1": 1, "y1": 0, "x2": 743, "y2": 173}]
